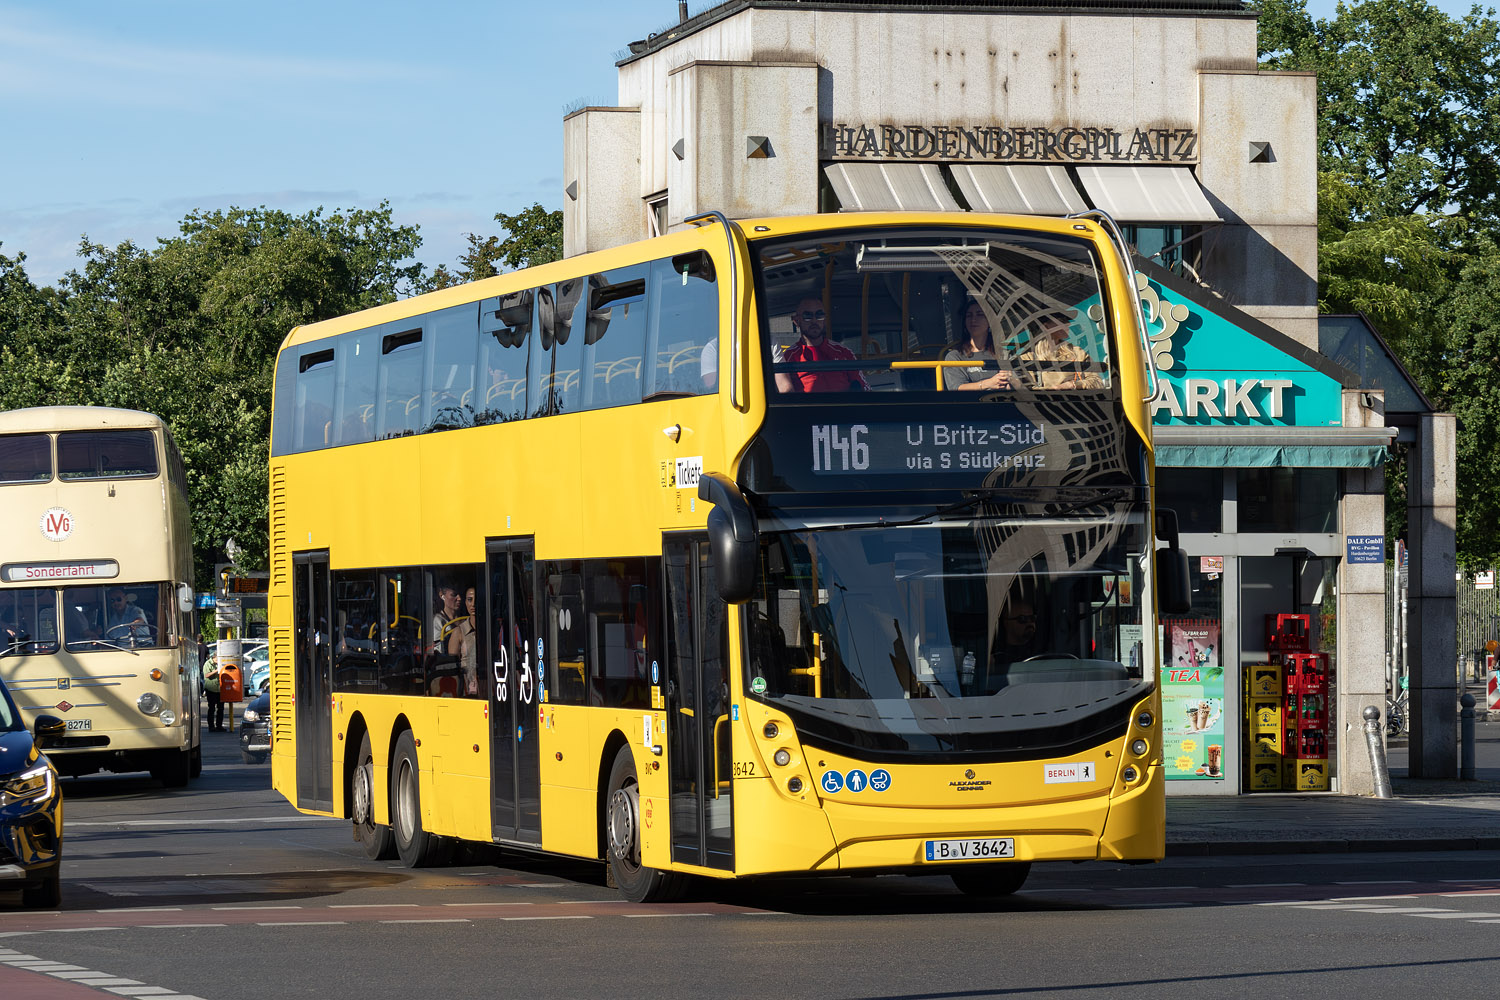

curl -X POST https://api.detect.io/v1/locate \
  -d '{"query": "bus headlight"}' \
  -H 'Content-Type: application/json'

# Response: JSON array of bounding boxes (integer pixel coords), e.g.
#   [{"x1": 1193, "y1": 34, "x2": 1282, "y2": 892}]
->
[
  {"x1": 1136, "y1": 711, "x2": 1154, "y2": 728},
  {"x1": 1121, "y1": 766, "x2": 1140, "y2": 783},
  {"x1": 773, "y1": 749, "x2": 791, "y2": 767},
  {"x1": 137, "y1": 693, "x2": 164, "y2": 715},
  {"x1": 788, "y1": 776, "x2": 804, "y2": 794},
  {"x1": 1130, "y1": 739, "x2": 1149, "y2": 757},
  {"x1": 159, "y1": 709, "x2": 177, "y2": 726}
]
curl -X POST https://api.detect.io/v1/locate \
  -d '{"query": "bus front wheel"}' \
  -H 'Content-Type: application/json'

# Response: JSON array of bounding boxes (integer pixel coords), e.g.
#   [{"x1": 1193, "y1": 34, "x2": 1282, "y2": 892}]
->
[
  {"x1": 390, "y1": 731, "x2": 445, "y2": 867},
  {"x1": 355, "y1": 732, "x2": 394, "y2": 860},
  {"x1": 949, "y1": 862, "x2": 1032, "y2": 897},
  {"x1": 605, "y1": 745, "x2": 684, "y2": 903},
  {"x1": 152, "y1": 747, "x2": 191, "y2": 788}
]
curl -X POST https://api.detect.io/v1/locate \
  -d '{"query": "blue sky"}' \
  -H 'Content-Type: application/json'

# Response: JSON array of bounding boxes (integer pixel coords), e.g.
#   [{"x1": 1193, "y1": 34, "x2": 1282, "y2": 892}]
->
[{"x1": 1, "y1": 0, "x2": 1490, "y2": 289}]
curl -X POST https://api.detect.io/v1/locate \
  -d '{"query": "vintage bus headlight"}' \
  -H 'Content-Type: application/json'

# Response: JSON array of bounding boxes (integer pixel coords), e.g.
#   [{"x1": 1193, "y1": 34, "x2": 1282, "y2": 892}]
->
[
  {"x1": 159, "y1": 709, "x2": 177, "y2": 726},
  {"x1": 773, "y1": 749, "x2": 791, "y2": 767},
  {"x1": 1130, "y1": 739, "x2": 1149, "y2": 757},
  {"x1": 1, "y1": 763, "x2": 55, "y2": 806},
  {"x1": 137, "y1": 693, "x2": 164, "y2": 715}
]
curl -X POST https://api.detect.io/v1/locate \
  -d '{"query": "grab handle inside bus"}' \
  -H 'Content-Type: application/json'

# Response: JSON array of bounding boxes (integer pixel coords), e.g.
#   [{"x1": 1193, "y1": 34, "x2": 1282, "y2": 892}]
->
[{"x1": 697, "y1": 472, "x2": 759, "y2": 603}]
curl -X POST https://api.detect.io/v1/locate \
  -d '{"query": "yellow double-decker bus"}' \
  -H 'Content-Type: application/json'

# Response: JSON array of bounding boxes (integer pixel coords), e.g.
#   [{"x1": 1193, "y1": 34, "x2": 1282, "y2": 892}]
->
[
  {"x1": 0, "y1": 406, "x2": 201, "y2": 786},
  {"x1": 268, "y1": 212, "x2": 1188, "y2": 900}
]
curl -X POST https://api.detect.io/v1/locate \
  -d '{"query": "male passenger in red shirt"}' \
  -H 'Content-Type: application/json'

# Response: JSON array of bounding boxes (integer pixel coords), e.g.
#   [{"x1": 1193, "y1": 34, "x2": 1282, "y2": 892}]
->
[{"x1": 774, "y1": 297, "x2": 868, "y2": 392}]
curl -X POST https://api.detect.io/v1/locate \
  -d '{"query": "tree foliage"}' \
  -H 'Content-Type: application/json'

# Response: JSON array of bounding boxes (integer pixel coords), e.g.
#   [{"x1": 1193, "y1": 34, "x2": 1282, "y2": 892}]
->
[
  {"x1": 0, "y1": 203, "x2": 426, "y2": 588},
  {"x1": 427, "y1": 202, "x2": 563, "y2": 290},
  {"x1": 1256, "y1": 0, "x2": 1500, "y2": 564}
]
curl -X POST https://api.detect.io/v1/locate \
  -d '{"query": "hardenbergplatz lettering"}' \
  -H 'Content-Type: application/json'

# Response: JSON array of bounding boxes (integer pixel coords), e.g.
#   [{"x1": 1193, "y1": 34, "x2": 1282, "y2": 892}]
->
[{"x1": 821, "y1": 123, "x2": 1199, "y2": 163}]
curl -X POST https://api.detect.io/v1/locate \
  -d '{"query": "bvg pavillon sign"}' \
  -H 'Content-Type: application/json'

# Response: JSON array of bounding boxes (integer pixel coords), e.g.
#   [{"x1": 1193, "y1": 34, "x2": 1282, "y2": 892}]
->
[{"x1": 821, "y1": 123, "x2": 1199, "y2": 163}]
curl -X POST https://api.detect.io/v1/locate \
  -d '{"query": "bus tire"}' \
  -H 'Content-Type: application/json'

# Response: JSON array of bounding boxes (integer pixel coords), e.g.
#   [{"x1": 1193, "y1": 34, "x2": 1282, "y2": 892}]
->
[
  {"x1": 949, "y1": 862, "x2": 1031, "y2": 897},
  {"x1": 153, "y1": 747, "x2": 192, "y2": 788},
  {"x1": 390, "y1": 731, "x2": 442, "y2": 867},
  {"x1": 605, "y1": 745, "x2": 684, "y2": 903},
  {"x1": 354, "y1": 732, "x2": 395, "y2": 861},
  {"x1": 190, "y1": 744, "x2": 202, "y2": 778}
]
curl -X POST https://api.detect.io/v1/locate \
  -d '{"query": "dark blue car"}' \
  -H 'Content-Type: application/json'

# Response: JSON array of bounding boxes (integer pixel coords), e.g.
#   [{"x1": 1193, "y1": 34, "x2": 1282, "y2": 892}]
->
[{"x1": 0, "y1": 674, "x2": 64, "y2": 909}]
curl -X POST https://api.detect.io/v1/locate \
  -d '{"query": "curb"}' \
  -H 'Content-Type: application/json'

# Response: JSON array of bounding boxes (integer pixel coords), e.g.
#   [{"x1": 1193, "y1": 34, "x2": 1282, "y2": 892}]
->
[{"x1": 1168, "y1": 837, "x2": 1500, "y2": 857}]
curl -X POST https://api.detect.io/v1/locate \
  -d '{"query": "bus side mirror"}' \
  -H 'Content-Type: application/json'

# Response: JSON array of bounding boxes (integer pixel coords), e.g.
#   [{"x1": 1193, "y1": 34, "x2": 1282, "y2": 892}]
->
[
  {"x1": 698, "y1": 473, "x2": 759, "y2": 604},
  {"x1": 1155, "y1": 507, "x2": 1191, "y2": 615}
]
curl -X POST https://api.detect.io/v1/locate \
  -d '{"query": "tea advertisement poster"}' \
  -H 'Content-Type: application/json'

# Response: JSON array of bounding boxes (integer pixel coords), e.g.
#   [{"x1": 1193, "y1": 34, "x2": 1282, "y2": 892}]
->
[{"x1": 1164, "y1": 621, "x2": 1225, "y2": 780}]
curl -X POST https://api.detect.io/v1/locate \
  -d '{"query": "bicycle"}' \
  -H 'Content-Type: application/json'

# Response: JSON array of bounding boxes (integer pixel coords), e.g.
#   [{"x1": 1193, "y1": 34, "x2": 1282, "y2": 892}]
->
[{"x1": 1386, "y1": 678, "x2": 1410, "y2": 738}]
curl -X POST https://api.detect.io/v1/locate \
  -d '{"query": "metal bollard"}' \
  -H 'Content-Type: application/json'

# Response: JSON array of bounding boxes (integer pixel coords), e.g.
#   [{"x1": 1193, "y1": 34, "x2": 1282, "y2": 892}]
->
[
  {"x1": 1460, "y1": 693, "x2": 1476, "y2": 781},
  {"x1": 1364, "y1": 705, "x2": 1394, "y2": 799}
]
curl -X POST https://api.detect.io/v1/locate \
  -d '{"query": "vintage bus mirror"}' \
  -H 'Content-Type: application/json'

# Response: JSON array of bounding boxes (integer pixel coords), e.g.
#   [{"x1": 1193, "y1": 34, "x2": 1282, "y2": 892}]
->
[
  {"x1": 698, "y1": 473, "x2": 759, "y2": 604},
  {"x1": 177, "y1": 583, "x2": 194, "y2": 614},
  {"x1": 1155, "y1": 507, "x2": 1191, "y2": 615}
]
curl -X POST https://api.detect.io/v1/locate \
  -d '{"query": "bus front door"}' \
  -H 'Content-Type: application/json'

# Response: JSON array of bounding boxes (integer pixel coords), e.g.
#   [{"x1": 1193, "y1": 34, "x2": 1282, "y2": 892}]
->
[
  {"x1": 664, "y1": 538, "x2": 734, "y2": 871},
  {"x1": 487, "y1": 540, "x2": 541, "y2": 846},
  {"x1": 292, "y1": 551, "x2": 333, "y2": 812}
]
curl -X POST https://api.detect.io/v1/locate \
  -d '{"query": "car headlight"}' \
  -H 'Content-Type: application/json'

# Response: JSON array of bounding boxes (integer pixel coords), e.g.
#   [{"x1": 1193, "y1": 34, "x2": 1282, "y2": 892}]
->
[
  {"x1": 1, "y1": 763, "x2": 55, "y2": 806},
  {"x1": 242, "y1": 708, "x2": 259, "y2": 723},
  {"x1": 138, "y1": 692, "x2": 163, "y2": 715}
]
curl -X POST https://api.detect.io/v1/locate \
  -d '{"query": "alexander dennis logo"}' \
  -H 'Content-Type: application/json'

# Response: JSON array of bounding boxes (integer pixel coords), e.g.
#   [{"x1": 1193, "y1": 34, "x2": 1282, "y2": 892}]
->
[{"x1": 950, "y1": 767, "x2": 991, "y2": 792}]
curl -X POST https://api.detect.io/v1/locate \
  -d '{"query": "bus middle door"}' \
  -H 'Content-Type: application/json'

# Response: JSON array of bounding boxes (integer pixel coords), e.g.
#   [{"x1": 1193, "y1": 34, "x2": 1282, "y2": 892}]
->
[
  {"x1": 487, "y1": 540, "x2": 541, "y2": 846},
  {"x1": 664, "y1": 537, "x2": 733, "y2": 871}
]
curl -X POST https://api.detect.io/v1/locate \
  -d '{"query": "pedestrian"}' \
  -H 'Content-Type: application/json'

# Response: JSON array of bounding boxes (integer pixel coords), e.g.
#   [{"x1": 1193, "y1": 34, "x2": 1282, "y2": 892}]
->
[{"x1": 203, "y1": 647, "x2": 224, "y2": 732}]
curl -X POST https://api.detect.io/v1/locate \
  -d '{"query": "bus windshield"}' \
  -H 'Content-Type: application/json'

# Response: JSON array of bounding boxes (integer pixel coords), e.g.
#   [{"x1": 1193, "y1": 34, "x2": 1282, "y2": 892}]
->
[
  {"x1": 754, "y1": 226, "x2": 1114, "y2": 395},
  {"x1": 745, "y1": 507, "x2": 1149, "y2": 759}
]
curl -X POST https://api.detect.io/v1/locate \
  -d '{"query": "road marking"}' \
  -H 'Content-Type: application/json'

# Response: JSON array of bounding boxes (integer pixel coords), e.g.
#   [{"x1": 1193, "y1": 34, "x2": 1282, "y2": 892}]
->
[
  {"x1": 500, "y1": 915, "x2": 592, "y2": 921},
  {"x1": 1329, "y1": 894, "x2": 1417, "y2": 901},
  {"x1": 1359, "y1": 907, "x2": 1454, "y2": 914},
  {"x1": 258, "y1": 921, "x2": 347, "y2": 927},
  {"x1": 1113, "y1": 885, "x2": 1197, "y2": 891},
  {"x1": 1334, "y1": 880, "x2": 1415, "y2": 885},
  {"x1": 1409, "y1": 911, "x2": 1500, "y2": 919},
  {"x1": 54, "y1": 927, "x2": 126, "y2": 933},
  {"x1": 210, "y1": 905, "x2": 302, "y2": 911},
  {"x1": 1440, "y1": 891, "x2": 1500, "y2": 897},
  {"x1": 105, "y1": 908, "x2": 182, "y2": 914},
  {"x1": 1284, "y1": 904, "x2": 1399, "y2": 910},
  {"x1": 1442, "y1": 878, "x2": 1500, "y2": 883},
  {"x1": 622, "y1": 913, "x2": 715, "y2": 918},
  {"x1": 2, "y1": 949, "x2": 204, "y2": 999},
  {"x1": 512, "y1": 883, "x2": 566, "y2": 888},
  {"x1": 68, "y1": 816, "x2": 337, "y2": 828},
  {"x1": 378, "y1": 919, "x2": 471, "y2": 924},
  {"x1": 329, "y1": 903, "x2": 418, "y2": 908},
  {"x1": 441, "y1": 902, "x2": 534, "y2": 907},
  {"x1": 149, "y1": 925, "x2": 226, "y2": 929}
]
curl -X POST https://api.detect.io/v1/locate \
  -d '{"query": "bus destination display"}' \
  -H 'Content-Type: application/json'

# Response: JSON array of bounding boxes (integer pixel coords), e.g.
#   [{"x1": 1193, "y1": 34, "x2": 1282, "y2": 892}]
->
[{"x1": 810, "y1": 419, "x2": 1047, "y2": 475}]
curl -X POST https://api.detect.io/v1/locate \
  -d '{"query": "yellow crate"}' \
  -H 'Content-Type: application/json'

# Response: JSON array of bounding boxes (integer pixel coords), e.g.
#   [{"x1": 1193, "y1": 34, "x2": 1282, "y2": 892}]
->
[
  {"x1": 1247, "y1": 732, "x2": 1282, "y2": 759},
  {"x1": 1292, "y1": 758, "x2": 1330, "y2": 791},
  {"x1": 1249, "y1": 699, "x2": 1282, "y2": 733},
  {"x1": 1247, "y1": 760, "x2": 1283, "y2": 791},
  {"x1": 1247, "y1": 664, "x2": 1282, "y2": 697}
]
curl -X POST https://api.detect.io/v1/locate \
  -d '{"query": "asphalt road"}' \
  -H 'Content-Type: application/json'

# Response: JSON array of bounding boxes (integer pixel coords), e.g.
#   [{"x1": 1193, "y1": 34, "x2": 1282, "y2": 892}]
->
[{"x1": 3, "y1": 728, "x2": 1499, "y2": 1000}]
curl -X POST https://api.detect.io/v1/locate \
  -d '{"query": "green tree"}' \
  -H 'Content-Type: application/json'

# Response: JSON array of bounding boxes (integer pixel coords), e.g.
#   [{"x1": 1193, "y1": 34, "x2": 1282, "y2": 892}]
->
[{"x1": 427, "y1": 203, "x2": 564, "y2": 290}]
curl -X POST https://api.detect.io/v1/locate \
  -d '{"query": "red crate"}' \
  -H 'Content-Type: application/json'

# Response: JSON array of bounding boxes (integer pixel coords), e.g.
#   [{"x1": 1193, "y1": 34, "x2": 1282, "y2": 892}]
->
[
  {"x1": 1288, "y1": 728, "x2": 1328, "y2": 759},
  {"x1": 1284, "y1": 652, "x2": 1328, "y2": 693},
  {"x1": 1267, "y1": 614, "x2": 1311, "y2": 653}
]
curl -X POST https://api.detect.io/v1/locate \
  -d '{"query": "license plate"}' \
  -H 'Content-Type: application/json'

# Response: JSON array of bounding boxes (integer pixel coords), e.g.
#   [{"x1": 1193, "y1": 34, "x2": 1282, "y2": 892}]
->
[
  {"x1": 66, "y1": 719, "x2": 92, "y2": 731},
  {"x1": 924, "y1": 837, "x2": 1014, "y2": 862}
]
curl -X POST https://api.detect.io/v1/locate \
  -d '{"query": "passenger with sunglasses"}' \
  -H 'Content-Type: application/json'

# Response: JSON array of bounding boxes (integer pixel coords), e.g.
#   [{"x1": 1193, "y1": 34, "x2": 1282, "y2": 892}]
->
[{"x1": 774, "y1": 297, "x2": 868, "y2": 393}]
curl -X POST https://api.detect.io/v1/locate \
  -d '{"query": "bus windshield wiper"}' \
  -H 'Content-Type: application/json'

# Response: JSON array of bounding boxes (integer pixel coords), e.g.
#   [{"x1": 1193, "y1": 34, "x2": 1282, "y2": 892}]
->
[{"x1": 80, "y1": 639, "x2": 140, "y2": 656}]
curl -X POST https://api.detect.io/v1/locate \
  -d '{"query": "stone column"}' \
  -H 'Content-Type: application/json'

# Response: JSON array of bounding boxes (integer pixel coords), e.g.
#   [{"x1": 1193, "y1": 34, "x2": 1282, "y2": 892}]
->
[
  {"x1": 1337, "y1": 473, "x2": 1386, "y2": 795},
  {"x1": 1408, "y1": 412, "x2": 1458, "y2": 777}
]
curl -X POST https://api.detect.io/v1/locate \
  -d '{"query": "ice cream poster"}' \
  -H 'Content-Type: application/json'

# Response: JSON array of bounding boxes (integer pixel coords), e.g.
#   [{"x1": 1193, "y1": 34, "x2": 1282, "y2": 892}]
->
[{"x1": 1164, "y1": 622, "x2": 1225, "y2": 781}]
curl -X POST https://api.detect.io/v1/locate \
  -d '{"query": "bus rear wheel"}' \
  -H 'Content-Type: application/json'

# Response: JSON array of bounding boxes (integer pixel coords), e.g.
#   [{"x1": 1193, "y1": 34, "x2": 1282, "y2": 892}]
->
[
  {"x1": 390, "y1": 731, "x2": 446, "y2": 867},
  {"x1": 354, "y1": 732, "x2": 394, "y2": 860},
  {"x1": 605, "y1": 745, "x2": 684, "y2": 903},
  {"x1": 950, "y1": 862, "x2": 1032, "y2": 897}
]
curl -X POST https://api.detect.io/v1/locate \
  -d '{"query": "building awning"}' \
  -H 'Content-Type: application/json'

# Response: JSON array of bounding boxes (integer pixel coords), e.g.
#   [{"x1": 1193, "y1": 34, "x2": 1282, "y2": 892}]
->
[
  {"x1": 950, "y1": 164, "x2": 1087, "y2": 215},
  {"x1": 1076, "y1": 166, "x2": 1221, "y2": 224},
  {"x1": 824, "y1": 163, "x2": 962, "y2": 212},
  {"x1": 1153, "y1": 426, "x2": 1396, "y2": 469}
]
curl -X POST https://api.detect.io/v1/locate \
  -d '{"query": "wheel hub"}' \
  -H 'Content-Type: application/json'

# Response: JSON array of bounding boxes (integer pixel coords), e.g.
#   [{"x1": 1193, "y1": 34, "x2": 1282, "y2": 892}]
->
[
  {"x1": 607, "y1": 782, "x2": 640, "y2": 865},
  {"x1": 353, "y1": 762, "x2": 372, "y2": 825}
]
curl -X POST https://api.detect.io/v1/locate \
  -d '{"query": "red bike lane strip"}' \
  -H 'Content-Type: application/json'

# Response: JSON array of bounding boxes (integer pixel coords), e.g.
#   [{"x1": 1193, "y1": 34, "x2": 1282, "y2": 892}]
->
[{"x1": 0, "y1": 961, "x2": 143, "y2": 999}]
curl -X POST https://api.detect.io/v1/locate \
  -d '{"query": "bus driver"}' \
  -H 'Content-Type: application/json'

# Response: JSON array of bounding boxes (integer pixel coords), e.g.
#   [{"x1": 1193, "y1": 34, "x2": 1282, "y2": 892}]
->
[{"x1": 774, "y1": 297, "x2": 868, "y2": 393}]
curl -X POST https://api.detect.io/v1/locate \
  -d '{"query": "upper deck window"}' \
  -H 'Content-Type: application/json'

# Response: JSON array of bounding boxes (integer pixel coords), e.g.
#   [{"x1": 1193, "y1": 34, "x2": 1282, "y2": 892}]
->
[
  {"x1": 57, "y1": 429, "x2": 159, "y2": 481},
  {"x1": 752, "y1": 227, "x2": 1114, "y2": 397},
  {"x1": 0, "y1": 433, "x2": 52, "y2": 484}
]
